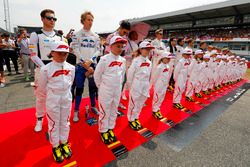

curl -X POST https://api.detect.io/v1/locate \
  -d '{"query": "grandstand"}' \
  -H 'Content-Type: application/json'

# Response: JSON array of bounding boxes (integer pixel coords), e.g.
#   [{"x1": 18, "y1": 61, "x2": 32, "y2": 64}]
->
[{"x1": 128, "y1": 0, "x2": 250, "y2": 58}]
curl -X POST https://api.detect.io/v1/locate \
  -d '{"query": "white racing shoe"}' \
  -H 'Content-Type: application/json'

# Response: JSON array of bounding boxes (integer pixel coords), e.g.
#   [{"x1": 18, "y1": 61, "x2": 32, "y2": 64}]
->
[{"x1": 34, "y1": 119, "x2": 43, "y2": 132}]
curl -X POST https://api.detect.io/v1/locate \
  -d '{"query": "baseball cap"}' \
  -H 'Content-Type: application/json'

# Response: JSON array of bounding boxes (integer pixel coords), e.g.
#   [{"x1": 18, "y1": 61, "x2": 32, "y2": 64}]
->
[
  {"x1": 203, "y1": 54, "x2": 210, "y2": 59},
  {"x1": 222, "y1": 48, "x2": 229, "y2": 52},
  {"x1": 182, "y1": 48, "x2": 193, "y2": 55},
  {"x1": 221, "y1": 55, "x2": 227, "y2": 59},
  {"x1": 210, "y1": 50, "x2": 217, "y2": 55},
  {"x1": 139, "y1": 41, "x2": 155, "y2": 49},
  {"x1": 51, "y1": 41, "x2": 69, "y2": 53},
  {"x1": 194, "y1": 49, "x2": 204, "y2": 55},
  {"x1": 216, "y1": 54, "x2": 222, "y2": 59},
  {"x1": 155, "y1": 29, "x2": 163, "y2": 34},
  {"x1": 160, "y1": 52, "x2": 175, "y2": 59},
  {"x1": 109, "y1": 36, "x2": 127, "y2": 45}
]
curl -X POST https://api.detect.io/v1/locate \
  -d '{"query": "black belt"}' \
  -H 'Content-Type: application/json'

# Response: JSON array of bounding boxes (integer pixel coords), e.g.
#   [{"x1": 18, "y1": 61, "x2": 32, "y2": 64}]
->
[{"x1": 21, "y1": 53, "x2": 30, "y2": 55}]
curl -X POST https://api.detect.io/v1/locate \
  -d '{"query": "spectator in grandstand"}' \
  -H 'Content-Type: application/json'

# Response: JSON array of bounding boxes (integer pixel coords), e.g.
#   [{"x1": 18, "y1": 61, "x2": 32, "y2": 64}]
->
[
  {"x1": 17, "y1": 28, "x2": 34, "y2": 81},
  {"x1": 2, "y1": 33, "x2": 20, "y2": 76}
]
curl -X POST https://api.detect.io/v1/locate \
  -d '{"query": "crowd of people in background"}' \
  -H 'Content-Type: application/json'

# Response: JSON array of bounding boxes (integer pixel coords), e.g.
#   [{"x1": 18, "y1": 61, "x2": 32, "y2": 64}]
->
[
  {"x1": 166, "y1": 28, "x2": 250, "y2": 40},
  {"x1": 0, "y1": 8, "x2": 249, "y2": 164}
]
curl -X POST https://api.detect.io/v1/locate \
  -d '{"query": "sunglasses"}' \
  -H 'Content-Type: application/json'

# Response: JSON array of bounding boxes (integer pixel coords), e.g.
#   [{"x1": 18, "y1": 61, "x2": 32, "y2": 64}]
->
[{"x1": 45, "y1": 16, "x2": 57, "y2": 21}]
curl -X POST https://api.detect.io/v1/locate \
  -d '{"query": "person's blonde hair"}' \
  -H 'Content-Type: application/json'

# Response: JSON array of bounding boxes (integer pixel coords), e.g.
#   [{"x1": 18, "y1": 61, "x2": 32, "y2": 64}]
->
[{"x1": 80, "y1": 11, "x2": 94, "y2": 24}]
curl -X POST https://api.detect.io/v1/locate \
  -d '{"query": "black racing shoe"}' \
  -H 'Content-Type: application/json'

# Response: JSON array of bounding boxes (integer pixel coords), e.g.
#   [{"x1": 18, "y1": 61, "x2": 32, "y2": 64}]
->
[
  {"x1": 186, "y1": 96, "x2": 195, "y2": 102},
  {"x1": 52, "y1": 145, "x2": 64, "y2": 163},
  {"x1": 108, "y1": 129, "x2": 117, "y2": 142},
  {"x1": 135, "y1": 119, "x2": 143, "y2": 130},
  {"x1": 195, "y1": 93, "x2": 203, "y2": 98},
  {"x1": 100, "y1": 131, "x2": 111, "y2": 145},
  {"x1": 61, "y1": 142, "x2": 72, "y2": 159},
  {"x1": 153, "y1": 111, "x2": 164, "y2": 120},
  {"x1": 173, "y1": 103, "x2": 184, "y2": 109},
  {"x1": 129, "y1": 121, "x2": 139, "y2": 130}
]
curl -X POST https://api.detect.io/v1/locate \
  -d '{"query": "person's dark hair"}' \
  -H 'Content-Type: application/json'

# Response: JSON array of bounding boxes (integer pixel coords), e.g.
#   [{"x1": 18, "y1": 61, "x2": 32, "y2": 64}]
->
[
  {"x1": 200, "y1": 41, "x2": 206, "y2": 47},
  {"x1": 40, "y1": 9, "x2": 55, "y2": 18},
  {"x1": 120, "y1": 20, "x2": 131, "y2": 30},
  {"x1": 57, "y1": 30, "x2": 64, "y2": 36},
  {"x1": 128, "y1": 31, "x2": 137, "y2": 39},
  {"x1": 3, "y1": 32, "x2": 10, "y2": 37},
  {"x1": 19, "y1": 28, "x2": 26, "y2": 34},
  {"x1": 168, "y1": 37, "x2": 177, "y2": 53},
  {"x1": 187, "y1": 38, "x2": 194, "y2": 44},
  {"x1": 177, "y1": 38, "x2": 184, "y2": 45}
]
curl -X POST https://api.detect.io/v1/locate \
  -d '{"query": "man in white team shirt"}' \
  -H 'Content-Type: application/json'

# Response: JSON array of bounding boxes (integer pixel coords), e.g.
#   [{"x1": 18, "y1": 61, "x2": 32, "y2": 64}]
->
[
  {"x1": 151, "y1": 29, "x2": 166, "y2": 67},
  {"x1": 70, "y1": 11, "x2": 101, "y2": 122},
  {"x1": 29, "y1": 9, "x2": 64, "y2": 132}
]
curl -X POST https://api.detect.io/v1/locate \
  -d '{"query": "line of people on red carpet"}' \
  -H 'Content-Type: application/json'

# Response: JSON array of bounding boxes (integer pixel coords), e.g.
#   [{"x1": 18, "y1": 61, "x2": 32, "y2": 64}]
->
[{"x1": 28, "y1": 9, "x2": 248, "y2": 163}]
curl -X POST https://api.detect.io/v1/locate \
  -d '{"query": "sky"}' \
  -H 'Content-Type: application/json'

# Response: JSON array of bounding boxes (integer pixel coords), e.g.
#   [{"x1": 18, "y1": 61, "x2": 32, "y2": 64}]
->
[{"x1": 0, "y1": 0, "x2": 227, "y2": 34}]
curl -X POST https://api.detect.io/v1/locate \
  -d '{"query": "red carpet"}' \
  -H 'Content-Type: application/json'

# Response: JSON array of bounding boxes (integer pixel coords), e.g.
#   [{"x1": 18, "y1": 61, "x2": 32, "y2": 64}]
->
[{"x1": 0, "y1": 80, "x2": 246, "y2": 167}]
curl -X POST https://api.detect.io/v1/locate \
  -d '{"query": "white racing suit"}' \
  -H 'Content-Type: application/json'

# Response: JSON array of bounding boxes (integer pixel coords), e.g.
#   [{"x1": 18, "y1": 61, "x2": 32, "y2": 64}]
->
[
  {"x1": 29, "y1": 30, "x2": 64, "y2": 119},
  {"x1": 127, "y1": 56, "x2": 152, "y2": 122},
  {"x1": 151, "y1": 39, "x2": 166, "y2": 68},
  {"x1": 185, "y1": 59, "x2": 203, "y2": 97},
  {"x1": 208, "y1": 58, "x2": 217, "y2": 89},
  {"x1": 218, "y1": 61, "x2": 226, "y2": 86},
  {"x1": 151, "y1": 63, "x2": 171, "y2": 112},
  {"x1": 214, "y1": 61, "x2": 223, "y2": 87},
  {"x1": 201, "y1": 61, "x2": 211, "y2": 91},
  {"x1": 173, "y1": 58, "x2": 190, "y2": 103},
  {"x1": 38, "y1": 61, "x2": 75, "y2": 147},
  {"x1": 222, "y1": 61, "x2": 229, "y2": 84},
  {"x1": 240, "y1": 63, "x2": 248, "y2": 79},
  {"x1": 94, "y1": 53, "x2": 126, "y2": 133}
]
